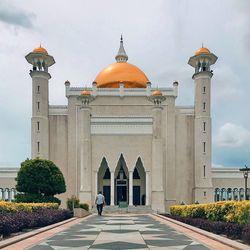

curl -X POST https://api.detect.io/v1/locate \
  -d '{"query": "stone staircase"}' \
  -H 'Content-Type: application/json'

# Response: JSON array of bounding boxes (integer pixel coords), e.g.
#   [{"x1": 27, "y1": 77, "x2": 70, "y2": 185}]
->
[{"x1": 92, "y1": 205, "x2": 153, "y2": 214}]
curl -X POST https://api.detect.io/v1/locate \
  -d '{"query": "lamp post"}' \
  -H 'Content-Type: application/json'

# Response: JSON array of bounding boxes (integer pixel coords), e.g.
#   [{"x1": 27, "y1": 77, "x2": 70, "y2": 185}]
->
[{"x1": 239, "y1": 165, "x2": 250, "y2": 200}]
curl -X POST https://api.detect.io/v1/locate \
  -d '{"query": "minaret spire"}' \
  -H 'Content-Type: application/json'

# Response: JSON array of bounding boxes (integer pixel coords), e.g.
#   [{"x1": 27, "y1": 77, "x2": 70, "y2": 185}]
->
[{"x1": 115, "y1": 35, "x2": 128, "y2": 62}]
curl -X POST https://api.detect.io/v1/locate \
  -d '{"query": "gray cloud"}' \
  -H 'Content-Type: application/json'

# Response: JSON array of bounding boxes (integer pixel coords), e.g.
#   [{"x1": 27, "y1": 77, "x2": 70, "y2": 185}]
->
[{"x1": 0, "y1": 2, "x2": 35, "y2": 28}]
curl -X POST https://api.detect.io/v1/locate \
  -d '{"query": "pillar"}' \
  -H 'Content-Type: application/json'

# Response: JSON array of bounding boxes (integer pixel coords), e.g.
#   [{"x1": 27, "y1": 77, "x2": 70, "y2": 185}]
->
[
  {"x1": 146, "y1": 171, "x2": 149, "y2": 206},
  {"x1": 79, "y1": 106, "x2": 92, "y2": 205},
  {"x1": 95, "y1": 171, "x2": 98, "y2": 198},
  {"x1": 111, "y1": 171, "x2": 115, "y2": 205},
  {"x1": 129, "y1": 171, "x2": 133, "y2": 206},
  {"x1": 151, "y1": 105, "x2": 165, "y2": 212}
]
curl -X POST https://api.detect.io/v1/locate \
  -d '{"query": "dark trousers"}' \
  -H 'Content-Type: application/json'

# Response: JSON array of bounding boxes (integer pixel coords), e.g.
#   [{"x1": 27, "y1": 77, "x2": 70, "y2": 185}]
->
[{"x1": 97, "y1": 203, "x2": 103, "y2": 216}]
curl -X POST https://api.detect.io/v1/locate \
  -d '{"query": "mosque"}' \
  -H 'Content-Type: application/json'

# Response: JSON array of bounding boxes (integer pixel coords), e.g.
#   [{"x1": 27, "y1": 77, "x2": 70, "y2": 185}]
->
[{"x1": 0, "y1": 38, "x2": 249, "y2": 212}]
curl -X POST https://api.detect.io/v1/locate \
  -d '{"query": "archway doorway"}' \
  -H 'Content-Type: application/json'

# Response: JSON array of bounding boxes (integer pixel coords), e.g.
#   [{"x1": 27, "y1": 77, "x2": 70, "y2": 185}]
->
[
  {"x1": 114, "y1": 154, "x2": 129, "y2": 205},
  {"x1": 97, "y1": 157, "x2": 111, "y2": 205},
  {"x1": 133, "y1": 157, "x2": 146, "y2": 205}
]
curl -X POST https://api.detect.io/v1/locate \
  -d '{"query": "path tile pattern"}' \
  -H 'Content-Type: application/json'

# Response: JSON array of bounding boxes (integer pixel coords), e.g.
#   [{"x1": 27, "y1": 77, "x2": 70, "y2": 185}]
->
[{"x1": 27, "y1": 215, "x2": 211, "y2": 250}]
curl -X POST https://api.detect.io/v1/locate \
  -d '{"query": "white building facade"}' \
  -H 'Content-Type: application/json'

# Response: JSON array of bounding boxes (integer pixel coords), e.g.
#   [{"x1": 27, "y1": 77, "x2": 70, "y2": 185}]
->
[{"x1": 0, "y1": 39, "x2": 249, "y2": 212}]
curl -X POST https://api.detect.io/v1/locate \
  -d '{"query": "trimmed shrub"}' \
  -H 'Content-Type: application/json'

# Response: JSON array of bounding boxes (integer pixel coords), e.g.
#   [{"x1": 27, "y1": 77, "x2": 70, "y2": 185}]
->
[
  {"x1": 166, "y1": 215, "x2": 244, "y2": 241},
  {"x1": 0, "y1": 209, "x2": 73, "y2": 237},
  {"x1": 170, "y1": 201, "x2": 250, "y2": 224},
  {"x1": 15, "y1": 193, "x2": 61, "y2": 204},
  {"x1": 242, "y1": 225, "x2": 250, "y2": 243},
  {"x1": 0, "y1": 201, "x2": 59, "y2": 215},
  {"x1": 79, "y1": 203, "x2": 89, "y2": 211},
  {"x1": 67, "y1": 196, "x2": 80, "y2": 211}
]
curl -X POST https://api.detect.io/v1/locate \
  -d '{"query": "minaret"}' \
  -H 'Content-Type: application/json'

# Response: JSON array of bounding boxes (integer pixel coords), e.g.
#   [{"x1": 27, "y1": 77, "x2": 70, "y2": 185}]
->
[
  {"x1": 148, "y1": 90, "x2": 166, "y2": 212},
  {"x1": 25, "y1": 45, "x2": 55, "y2": 159},
  {"x1": 188, "y1": 46, "x2": 217, "y2": 203}
]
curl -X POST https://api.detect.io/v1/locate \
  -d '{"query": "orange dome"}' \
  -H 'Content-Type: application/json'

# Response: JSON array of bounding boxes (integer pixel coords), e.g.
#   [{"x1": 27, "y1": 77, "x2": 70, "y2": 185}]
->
[
  {"x1": 152, "y1": 90, "x2": 162, "y2": 96},
  {"x1": 33, "y1": 46, "x2": 48, "y2": 54},
  {"x1": 81, "y1": 90, "x2": 91, "y2": 96},
  {"x1": 94, "y1": 62, "x2": 149, "y2": 88},
  {"x1": 195, "y1": 47, "x2": 210, "y2": 56}
]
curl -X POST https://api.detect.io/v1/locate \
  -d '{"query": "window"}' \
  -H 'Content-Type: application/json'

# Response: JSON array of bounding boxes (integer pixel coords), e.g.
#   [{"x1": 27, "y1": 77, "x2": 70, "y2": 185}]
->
[
  {"x1": 203, "y1": 142, "x2": 206, "y2": 153},
  {"x1": 203, "y1": 102, "x2": 206, "y2": 111},
  {"x1": 37, "y1": 85, "x2": 40, "y2": 93},
  {"x1": 203, "y1": 86, "x2": 206, "y2": 94},
  {"x1": 103, "y1": 168, "x2": 111, "y2": 179},
  {"x1": 204, "y1": 191, "x2": 206, "y2": 197},
  {"x1": 37, "y1": 141, "x2": 40, "y2": 153},
  {"x1": 37, "y1": 121, "x2": 40, "y2": 131},
  {"x1": 133, "y1": 168, "x2": 140, "y2": 179},
  {"x1": 203, "y1": 165, "x2": 206, "y2": 177},
  {"x1": 203, "y1": 122, "x2": 206, "y2": 132},
  {"x1": 37, "y1": 102, "x2": 40, "y2": 111}
]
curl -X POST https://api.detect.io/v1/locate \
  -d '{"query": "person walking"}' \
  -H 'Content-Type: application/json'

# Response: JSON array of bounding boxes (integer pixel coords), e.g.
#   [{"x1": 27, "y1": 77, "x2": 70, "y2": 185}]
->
[{"x1": 95, "y1": 191, "x2": 105, "y2": 216}]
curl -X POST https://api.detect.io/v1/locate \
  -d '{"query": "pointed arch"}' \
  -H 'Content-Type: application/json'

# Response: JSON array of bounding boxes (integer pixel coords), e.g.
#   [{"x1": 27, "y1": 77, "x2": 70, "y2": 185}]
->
[
  {"x1": 114, "y1": 154, "x2": 129, "y2": 179},
  {"x1": 114, "y1": 154, "x2": 129, "y2": 205},
  {"x1": 132, "y1": 157, "x2": 146, "y2": 205},
  {"x1": 97, "y1": 157, "x2": 111, "y2": 205}
]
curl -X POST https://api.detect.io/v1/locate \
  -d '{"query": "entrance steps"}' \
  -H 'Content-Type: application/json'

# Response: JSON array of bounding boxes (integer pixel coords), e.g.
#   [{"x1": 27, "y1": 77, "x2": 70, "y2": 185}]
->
[{"x1": 92, "y1": 205, "x2": 153, "y2": 214}]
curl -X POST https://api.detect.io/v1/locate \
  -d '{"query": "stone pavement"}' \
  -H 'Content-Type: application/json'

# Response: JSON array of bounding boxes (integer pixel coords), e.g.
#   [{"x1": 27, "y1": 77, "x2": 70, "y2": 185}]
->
[{"x1": 26, "y1": 214, "x2": 212, "y2": 250}]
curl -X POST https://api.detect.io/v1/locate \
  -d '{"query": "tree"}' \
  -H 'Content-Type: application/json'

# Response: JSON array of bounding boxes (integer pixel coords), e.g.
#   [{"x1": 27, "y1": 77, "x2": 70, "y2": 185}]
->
[{"x1": 15, "y1": 158, "x2": 66, "y2": 203}]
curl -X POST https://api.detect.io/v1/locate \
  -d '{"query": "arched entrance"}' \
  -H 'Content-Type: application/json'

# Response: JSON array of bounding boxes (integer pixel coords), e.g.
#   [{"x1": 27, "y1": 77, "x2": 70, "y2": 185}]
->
[
  {"x1": 133, "y1": 157, "x2": 146, "y2": 205},
  {"x1": 97, "y1": 157, "x2": 111, "y2": 205},
  {"x1": 114, "y1": 154, "x2": 129, "y2": 205}
]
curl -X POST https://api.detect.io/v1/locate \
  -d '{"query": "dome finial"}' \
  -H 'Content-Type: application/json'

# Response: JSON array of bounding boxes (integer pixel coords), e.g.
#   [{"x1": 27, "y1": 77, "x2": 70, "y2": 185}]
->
[{"x1": 115, "y1": 35, "x2": 128, "y2": 62}]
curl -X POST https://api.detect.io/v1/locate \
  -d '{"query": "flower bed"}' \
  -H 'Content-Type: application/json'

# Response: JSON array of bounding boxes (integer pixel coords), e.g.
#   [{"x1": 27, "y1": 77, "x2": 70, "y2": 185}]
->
[
  {"x1": 0, "y1": 208, "x2": 73, "y2": 237},
  {"x1": 170, "y1": 201, "x2": 250, "y2": 224},
  {"x1": 0, "y1": 201, "x2": 59, "y2": 215},
  {"x1": 165, "y1": 215, "x2": 250, "y2": 243},
  {"x1": 168, "y1": 201, "x2": 250, "y2": 244}
]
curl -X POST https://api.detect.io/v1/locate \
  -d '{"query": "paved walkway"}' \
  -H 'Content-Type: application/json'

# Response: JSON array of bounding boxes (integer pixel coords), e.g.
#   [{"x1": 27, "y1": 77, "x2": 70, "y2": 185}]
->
[{"x1": 25, "y1": 214, "x2": 213, "y2": 250}]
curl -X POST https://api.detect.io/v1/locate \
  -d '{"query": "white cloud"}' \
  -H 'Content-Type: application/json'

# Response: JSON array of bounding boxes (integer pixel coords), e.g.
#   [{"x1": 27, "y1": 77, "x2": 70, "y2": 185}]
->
[{"x1": 214, "y1": 123, "x2": 250, "y2": 147}]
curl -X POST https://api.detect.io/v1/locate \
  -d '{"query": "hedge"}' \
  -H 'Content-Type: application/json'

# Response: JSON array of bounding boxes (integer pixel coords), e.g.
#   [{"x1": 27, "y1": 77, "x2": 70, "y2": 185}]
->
[
  {"x1": 0, "y1": 201, "x2": 59, "y2": 215},
  {"x1": 166, "y1": 215, "x2": 250, "y2": 243},
  {"x1": 0, "y1": 208, "x2": 73, "y2": 237},
  {"x1": 170, "y1": 201, "x2": 250, "y2": 225}
]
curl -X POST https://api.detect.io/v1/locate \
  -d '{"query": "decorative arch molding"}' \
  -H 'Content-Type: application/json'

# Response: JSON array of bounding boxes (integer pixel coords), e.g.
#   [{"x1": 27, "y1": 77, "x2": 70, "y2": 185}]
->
[{"x1": 114, "y1": 154, "x2": 129, "y2": 178}]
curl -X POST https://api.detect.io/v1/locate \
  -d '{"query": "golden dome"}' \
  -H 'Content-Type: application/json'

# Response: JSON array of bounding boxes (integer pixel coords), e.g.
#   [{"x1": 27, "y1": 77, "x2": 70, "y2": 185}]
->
[
  {"x1": 94, "y1": 62, "x2": 149, "y2": 88},
  {"x1": 152, "y1": 90, "x2": 162, "y2": 96},
  {"x1": 195, "y1": 47, "x2": 210, "y2": 56},
  {"x1": 33, "y1": 46, "x2": 48, "y2": 54},
  {"x1": 81, "y1": 90, "x2": 91, "y2": 96}
]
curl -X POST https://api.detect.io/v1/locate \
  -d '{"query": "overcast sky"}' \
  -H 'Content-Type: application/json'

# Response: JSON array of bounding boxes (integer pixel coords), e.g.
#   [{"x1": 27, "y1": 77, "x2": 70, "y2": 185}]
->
[{"x1": 0, "y1": 0, "x2": 250, "y2": 168}]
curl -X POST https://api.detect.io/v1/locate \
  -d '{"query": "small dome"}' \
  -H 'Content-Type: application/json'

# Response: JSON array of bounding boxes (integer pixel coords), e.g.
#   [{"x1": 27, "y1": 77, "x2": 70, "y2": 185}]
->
[
  {"x1": 81, "y1": 90, "x2": 91, "y2": 96},
  {"x1": 152, "y1": 90, "x2": 162, "y2": 96},
  {"x1": 33, "y1": 46, "x2": 48, "y2": 54},
  {"x1": 195, "y1": 47, "x2": 210, "y2": 56},
  {"x1": 95, "y1": 62, "x2": 149, "y2": 88}
]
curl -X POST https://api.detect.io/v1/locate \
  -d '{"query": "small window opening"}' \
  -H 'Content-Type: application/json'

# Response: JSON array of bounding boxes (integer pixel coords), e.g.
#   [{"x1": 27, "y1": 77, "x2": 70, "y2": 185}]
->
[{"x1": 203, "y1": 102, "x2": 206, "y2": 111}]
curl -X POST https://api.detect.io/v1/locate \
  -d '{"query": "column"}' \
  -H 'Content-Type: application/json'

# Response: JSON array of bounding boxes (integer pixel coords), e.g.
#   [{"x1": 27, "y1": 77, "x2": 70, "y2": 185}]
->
[
  {"x1": 151, "y1": 106, "x2": 165, "y2": 212},
  {"x1": 129, "y1": 171, "x2": 133, "y2": 206},
  {"x1": 146, "y1": 171, "x2": 149, "y2": 206},
  {"x1": 95, "y1": 171, "x2": 98, "y2": 196},
  {"x1": 111, "y1": 171, "x2": 115, "y2": 206}
]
